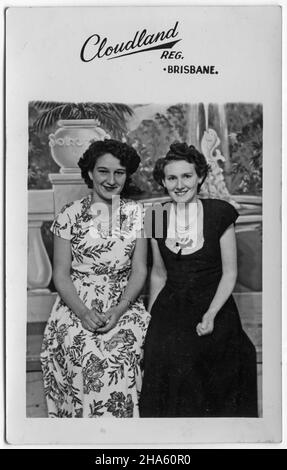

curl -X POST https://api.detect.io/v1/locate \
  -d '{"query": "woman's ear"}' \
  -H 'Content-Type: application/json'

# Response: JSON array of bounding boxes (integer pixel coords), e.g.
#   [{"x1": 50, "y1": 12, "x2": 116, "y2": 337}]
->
[
  {"x1": 162, "y1": 179, "x2": 166, "y2": 188},
  {"x1": 88, "y1": 171, "x2": 93, "y2": 181}
]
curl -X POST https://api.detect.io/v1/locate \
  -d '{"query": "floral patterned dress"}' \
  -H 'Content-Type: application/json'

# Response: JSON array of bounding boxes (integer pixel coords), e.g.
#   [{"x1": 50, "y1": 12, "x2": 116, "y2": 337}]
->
[{"x1": 41, "y1": 195, "x2": 150, "y2": 418}]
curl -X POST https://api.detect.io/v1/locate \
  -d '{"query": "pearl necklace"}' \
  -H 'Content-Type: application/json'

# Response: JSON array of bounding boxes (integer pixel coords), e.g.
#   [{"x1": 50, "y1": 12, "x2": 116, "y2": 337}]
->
[{"x1": 167, "y1": 200, "x2": 200, "y2": 247}]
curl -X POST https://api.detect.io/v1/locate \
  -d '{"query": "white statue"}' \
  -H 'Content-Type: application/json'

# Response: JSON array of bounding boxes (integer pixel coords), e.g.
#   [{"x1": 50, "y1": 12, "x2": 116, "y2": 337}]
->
[{"x1": 200, "y1": 128, "x2": 240, "y2": 209}]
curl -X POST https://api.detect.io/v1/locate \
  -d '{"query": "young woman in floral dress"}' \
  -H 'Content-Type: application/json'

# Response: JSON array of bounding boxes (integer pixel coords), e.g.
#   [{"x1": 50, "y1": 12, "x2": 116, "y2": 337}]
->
[{"x1": 41, "y1": 139, "x2": 150, "y2": 418}]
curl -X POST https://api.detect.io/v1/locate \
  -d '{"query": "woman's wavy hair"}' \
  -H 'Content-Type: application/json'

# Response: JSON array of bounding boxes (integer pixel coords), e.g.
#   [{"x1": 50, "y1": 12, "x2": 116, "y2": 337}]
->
[
  {"x1": 78, "y1": 139, "x2": 141, "y2": 197},
  {"x1": 153, "y1": 141, "x2": 210, "y2": 193}
]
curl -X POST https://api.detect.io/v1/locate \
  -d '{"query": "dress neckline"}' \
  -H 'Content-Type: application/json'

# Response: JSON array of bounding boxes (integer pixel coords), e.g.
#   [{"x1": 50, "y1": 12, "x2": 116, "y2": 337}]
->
[{"x1": 163, "y1": 198, "x2": 207, "y2": 258}]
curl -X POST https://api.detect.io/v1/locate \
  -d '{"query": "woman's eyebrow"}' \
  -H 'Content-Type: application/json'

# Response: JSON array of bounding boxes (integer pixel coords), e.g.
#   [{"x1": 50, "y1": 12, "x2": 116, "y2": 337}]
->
[
  {"x1": 96, "y1": 166, "x2": 125, "y2": 171},
  {"x1": 167, "y1": 172, "x2": 193, "y2": 177}
]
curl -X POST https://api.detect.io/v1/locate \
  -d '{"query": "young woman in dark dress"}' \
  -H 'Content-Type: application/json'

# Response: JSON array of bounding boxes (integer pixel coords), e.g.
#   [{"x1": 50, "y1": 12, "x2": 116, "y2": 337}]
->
[{"x1": 139, "y1": 142, "x2": 258, "y2": 417}]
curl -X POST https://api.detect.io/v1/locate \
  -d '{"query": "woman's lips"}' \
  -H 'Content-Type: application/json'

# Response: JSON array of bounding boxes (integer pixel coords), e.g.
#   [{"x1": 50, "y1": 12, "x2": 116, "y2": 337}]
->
[
  {"x1": 174, "y1": 190, "x2": 189, "y2": 196},
  {"x1": 103, "y1": 186, "x2": 117, "y2": 191}
]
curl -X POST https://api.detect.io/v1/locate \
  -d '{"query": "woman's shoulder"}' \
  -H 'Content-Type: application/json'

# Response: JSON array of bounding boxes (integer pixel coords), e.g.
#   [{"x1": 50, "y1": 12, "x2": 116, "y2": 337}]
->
[
  {"x1": 200, "y1": 198, "x2": 238, "y2": 213},
  {"x1": 201, "y1": 198, "x2": 239, "y2": 234},
  {"x1": 58, "y1": 195, "x2": 91, "y2": 216}
]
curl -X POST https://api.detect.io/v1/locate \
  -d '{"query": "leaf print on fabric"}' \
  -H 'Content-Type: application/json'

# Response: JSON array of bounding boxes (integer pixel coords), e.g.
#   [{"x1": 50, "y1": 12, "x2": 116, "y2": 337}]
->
[
  {"x1": 92, "y1": 263, "x2": 111, "y2": 276},
  {"x1": 50, "y1": 201, "x2": 74, "y2": 238},
  {"x1": 64, "y1": 368, "x2": 82, "y2": 407},
  {"x1": 105, "y1": 329, "x2": 140, "y2": 388},
  {"x1": 104, "y1": 392, "x2": 134, "y2": 418},
  {"x1": 73, "y1": 213, "x2": 86, "y2": 233},
  {"x1": 41, "y1": 196, "x2": 150, "y2": 418},
  {"x1": 55, "y1": 324, "x2": 69, "y2": 345},
  {"x1": 82, "y1": 354, "x2": 108, "y2": 394},
  {"x1": 60, "y1": 201, "x2": 74, "y2": 212},
  {"x1": 93, "y1": 284, "x2": 105, "y2": 297},
  {"x1": 119, "y1": 211, "x2": 128, "y2": 227},
  {"x1": 55, "y1": 298, "x2": 67, "y2": 312},
  {"x1": 118, "y1": 308, "x2": 148, "y2": 331},
  {"x1": 51, "y1": 220, "x2": 68, "y2": 237},
  {"x1": 89, "y1": 400, "x2": 105, "y2": 418},
  {"x1": 91, "y1": 298, "x2": 105, "y2": 314},
  {"x1": 81, "y1": 195, "x2": 93, "y2": 221},
  {"x1": 53, "y1": 345, "x2": 66, "y2": 369},
  {"x1": 104, "y1": 329, "x2": 136, "y2": 352},
  {"x1": 50, "y1": 409, "x2": 73, "y2": 418},
  {"x1": 82, "y1": 291, "x2": 88, "y2": 305},
  {"x1": 42, "y1": 356, "x2": 66, "y2": 408},
  {"x1": 45, "y1": 320, "x2": 65, "y2": 344},
  {"x1": 69, "y1": 311, "x2": 82, "y2": 328},
  {"x1": 75, "y1": 408, "x2": 83, "y2": 418},
  {"x1": 107, "y1": 357, "x2": 125, "y2": 386},
  {"x1": 81, "y1": 242, "x2": 116, "y2": 262},
  {"x1": 123, "y1": 350, "x2": 142, "y2": 389},
  {"x1": 41, "y1": 334, "x2": 49, "y2": 353},
  {"x1": 67, "y1": 331, "x2": 86, "y2": 367},
  {"x1": 124, "y1": 241, "x2": 136, "y2": 259}
]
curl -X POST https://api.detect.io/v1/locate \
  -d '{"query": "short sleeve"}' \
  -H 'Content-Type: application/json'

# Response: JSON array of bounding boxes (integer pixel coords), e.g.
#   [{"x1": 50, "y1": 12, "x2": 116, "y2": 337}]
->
[
  {"x1": 219, "y1": 201, "x2": 239, "y2": 237},
  {"x1": 50, "y1": 202, "x2": 73, "y2": 240}
]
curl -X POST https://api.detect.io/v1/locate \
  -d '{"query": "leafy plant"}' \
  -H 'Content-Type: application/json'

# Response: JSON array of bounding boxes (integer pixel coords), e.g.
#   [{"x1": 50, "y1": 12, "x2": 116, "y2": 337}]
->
[
  {"x1": 226, "y1": 104, "x2": 263, "y2": 195},
  {"x1": 127, "y1": 104, "x2": 189, "y2": 194},
  {"x1": 32, "y1": 101, "x2": 134, "y2": 139}
]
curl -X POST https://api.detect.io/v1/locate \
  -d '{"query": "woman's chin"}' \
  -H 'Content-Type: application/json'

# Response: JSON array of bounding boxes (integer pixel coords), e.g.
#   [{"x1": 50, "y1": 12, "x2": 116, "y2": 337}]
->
[
  {"x1": 98, "y1": 189, "x2": 122, "y2": 200},
  {"x1": 170, "y1": 192, "x2": 195, "y2": 203}
]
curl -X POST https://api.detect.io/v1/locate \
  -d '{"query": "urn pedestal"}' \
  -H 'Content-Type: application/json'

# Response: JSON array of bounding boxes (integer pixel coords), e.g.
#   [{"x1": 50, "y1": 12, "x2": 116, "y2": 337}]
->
[
  {"x1": 49, "y1": 119, "x2": 109, "y2": 173},
  {"x1": 48, "y1": 119, "x2": 109, "y2": 212}
]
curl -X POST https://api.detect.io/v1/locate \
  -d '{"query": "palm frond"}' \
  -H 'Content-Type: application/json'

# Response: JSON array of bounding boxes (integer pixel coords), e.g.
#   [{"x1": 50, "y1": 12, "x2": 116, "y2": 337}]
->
[
  {"x1": 33, "y1": 104, "x2": 66, "y2": 133},
  {"x1": 33, "y1": 101, "x2": 68, "y2": 111},
  {"x1": 32, "y1": 101, "x2": 134, "y2": 137}
]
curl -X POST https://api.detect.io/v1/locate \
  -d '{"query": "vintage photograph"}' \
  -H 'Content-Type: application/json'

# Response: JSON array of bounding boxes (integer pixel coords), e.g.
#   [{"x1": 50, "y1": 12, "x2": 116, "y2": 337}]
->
[
  {"x1": 27, "y1": 101, "x2": 263, "y2": 418},
  {"x1": 5, "y1": 5, "x2": 281, "y2": 444}
]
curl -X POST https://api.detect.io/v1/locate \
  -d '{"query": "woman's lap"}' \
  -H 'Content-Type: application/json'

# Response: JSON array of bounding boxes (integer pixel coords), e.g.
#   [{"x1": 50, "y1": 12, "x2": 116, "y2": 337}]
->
[{"x1": 41, "y1": 302, "x2": 150, "y2": 417}]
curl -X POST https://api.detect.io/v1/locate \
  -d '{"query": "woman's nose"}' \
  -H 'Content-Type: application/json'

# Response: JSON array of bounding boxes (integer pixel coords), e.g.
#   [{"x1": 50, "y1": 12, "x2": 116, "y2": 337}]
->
[
  {"x1": 107, "y1": 173, "x2": 115, "y2": 185},
  {"x1": 176, "y1": 178, "x2": 183, "y2": 189}
]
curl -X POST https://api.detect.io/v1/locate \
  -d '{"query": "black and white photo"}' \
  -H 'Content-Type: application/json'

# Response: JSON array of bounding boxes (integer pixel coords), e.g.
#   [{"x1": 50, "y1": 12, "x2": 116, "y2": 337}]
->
[{"x1": 5, "y1": 5, "x2": 282, "y2": 444}]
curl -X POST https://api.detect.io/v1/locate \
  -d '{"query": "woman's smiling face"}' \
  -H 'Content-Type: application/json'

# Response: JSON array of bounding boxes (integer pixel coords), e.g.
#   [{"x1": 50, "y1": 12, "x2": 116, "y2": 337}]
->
[
  {"x1": 162, "y1": 160, "x2": 202, "y2": 204},
  {"x1": 89, "y1": 153, "x2": 127, "y2": 202}
]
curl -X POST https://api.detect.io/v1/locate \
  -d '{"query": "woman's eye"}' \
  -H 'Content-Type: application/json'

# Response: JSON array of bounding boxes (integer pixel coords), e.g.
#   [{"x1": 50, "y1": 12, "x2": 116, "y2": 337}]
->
[
  {"x1": 116, "y1": 171, "x2": 125, "y2": 176},
  {"x1": 167, "y1": 176, "x2": 176, "y2": 181},
  {"x1": 184, "y1": 174, "x2": 192, "y2": 178}
]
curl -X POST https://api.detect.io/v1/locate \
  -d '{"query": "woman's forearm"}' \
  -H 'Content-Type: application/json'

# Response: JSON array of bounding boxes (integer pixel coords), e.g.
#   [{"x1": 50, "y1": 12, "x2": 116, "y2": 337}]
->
[
  {"x1": 147, "y1": 272, "x2": 167, "y2": 313},
  {"x1": 53, "y1": 272, "x2": 89, "y2": 318},
  {"x1": 117, "y1": 267, "x2": 147, "y2": 314},
  {"x1": 206, "y1": 272, "x2": 237, "y2": 319}
]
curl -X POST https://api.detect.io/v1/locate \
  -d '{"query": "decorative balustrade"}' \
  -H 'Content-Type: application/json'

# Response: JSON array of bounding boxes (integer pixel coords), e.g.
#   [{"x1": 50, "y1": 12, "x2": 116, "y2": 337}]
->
[
  {"x1": 28, "y1": 189, "x2": 57, "y2": 323},
  {"x1": 28, "y1": 190, "x2": 54, "y2": 289},
  {"x1": 28, "y1": 189, "x2": 262, "y2": 317},
  {"x1": 27, "y1": 188, "x2": 262, "y2": 371}
]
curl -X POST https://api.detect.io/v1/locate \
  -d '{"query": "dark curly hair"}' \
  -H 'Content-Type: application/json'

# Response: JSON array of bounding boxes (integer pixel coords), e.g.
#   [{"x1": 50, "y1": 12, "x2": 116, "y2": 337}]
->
[
  {"x1": 78, "y1": 139, "x2": 141, "y2": 196},
  {"x1": 153, "y1": 141, "x2": 210, "y2": 193}
]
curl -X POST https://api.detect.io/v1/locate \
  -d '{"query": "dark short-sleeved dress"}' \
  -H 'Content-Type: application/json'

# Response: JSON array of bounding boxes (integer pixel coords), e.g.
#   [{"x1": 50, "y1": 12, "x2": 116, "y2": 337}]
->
[{"x1": 139, "y1": 199, "x2": 258, "y2": 417}]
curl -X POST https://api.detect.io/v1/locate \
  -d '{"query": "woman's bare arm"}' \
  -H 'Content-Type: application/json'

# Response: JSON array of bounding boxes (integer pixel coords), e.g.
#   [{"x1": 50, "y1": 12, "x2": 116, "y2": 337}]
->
[
  {"x1": 147, "y1": 239, "x2": 167, "y2": 313},
  {"x1": 197, "y1": 224, "x2": 237, "y2": 335},
  {"x1": 97, "y1": 236, "x2": 148, "y2": 333},
  {"x1": 53, "y1": 235, "x2": 106, "y2": 330}
]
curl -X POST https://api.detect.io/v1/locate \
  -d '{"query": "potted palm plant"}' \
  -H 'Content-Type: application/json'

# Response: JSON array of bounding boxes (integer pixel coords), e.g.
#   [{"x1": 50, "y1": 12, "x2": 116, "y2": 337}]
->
[{"x1": 32, "y1": 101, "x2": 134, "y2": 172}]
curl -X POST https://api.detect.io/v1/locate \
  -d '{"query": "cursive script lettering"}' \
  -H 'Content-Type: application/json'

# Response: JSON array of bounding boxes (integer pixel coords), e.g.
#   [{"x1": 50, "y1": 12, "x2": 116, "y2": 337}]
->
[{"x1": 80, "y1": 22, "x2": 179, "y2": 61}]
